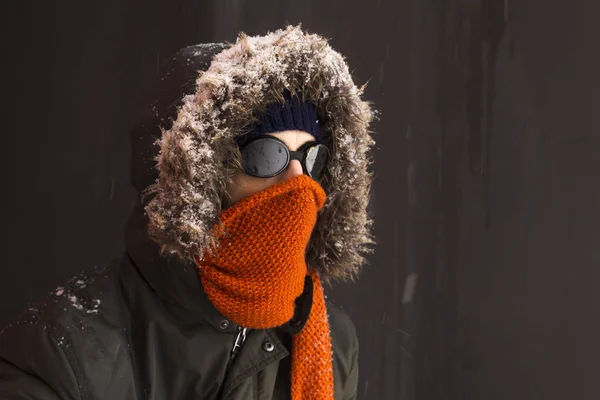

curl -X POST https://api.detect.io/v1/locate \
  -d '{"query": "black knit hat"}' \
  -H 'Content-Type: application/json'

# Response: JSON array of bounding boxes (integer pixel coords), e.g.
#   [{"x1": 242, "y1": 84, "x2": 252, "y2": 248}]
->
[{"x1": 235, "y1": 91, "x2": 323, "y2": 148}]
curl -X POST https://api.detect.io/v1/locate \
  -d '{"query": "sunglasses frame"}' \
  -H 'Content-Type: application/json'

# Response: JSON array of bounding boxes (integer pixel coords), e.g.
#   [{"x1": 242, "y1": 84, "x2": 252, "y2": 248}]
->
[{"x1": 239, "y1": 136, "x2": 330, "y2": 179}]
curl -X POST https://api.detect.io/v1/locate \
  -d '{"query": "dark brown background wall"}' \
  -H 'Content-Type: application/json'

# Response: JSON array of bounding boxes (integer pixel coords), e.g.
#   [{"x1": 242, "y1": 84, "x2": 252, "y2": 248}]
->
[{"x1": 1, "y1": 1, "x2": 598, "y2": 399}]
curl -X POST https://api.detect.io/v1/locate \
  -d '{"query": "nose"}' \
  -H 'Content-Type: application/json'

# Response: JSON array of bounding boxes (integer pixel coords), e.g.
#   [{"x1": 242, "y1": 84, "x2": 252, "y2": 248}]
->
[{"x1": 278, "y1": 159, "x2": 304, "y2": 181}]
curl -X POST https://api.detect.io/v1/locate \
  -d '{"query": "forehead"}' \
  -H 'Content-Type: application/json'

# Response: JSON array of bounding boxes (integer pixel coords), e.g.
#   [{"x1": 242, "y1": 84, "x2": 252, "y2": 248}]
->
[{"x1": 267, "y1": 130, "x2": 315, "y2": 144}]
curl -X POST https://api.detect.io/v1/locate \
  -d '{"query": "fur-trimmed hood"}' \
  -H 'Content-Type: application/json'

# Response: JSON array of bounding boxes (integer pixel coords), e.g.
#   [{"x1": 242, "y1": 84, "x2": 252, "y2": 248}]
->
[{"x1": 143, "y1": 25, "x2": 376, "y2": 283}]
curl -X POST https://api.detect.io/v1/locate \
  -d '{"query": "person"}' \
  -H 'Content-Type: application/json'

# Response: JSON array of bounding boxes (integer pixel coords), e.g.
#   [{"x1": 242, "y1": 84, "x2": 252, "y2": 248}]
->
[{"x1": 0, "y1": 25, "x2": 375, "y2": 400}]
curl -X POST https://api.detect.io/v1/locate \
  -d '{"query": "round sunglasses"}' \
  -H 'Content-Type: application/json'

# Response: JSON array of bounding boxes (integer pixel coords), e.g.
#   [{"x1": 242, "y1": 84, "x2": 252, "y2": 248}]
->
[{"x1": 239, "y1": 136, "x2": 330, "y2": 180}]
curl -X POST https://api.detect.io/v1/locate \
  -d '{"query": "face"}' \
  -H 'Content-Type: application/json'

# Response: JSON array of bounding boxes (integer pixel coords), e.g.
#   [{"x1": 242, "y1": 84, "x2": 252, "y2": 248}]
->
[{"x1": 224, "y1": 130, "x2": 317, "y2": 208}]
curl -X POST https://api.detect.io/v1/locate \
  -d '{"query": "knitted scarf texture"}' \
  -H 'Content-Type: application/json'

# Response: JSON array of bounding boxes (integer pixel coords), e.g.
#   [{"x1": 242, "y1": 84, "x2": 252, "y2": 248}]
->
[{"x1": 194, "y1": 174, "x2": 334, "y2": 400}]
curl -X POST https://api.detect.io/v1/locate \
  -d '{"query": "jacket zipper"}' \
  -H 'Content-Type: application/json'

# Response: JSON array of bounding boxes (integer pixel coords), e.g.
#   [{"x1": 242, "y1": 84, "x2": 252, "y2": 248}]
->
[
  {"x1": 218, "y1": 326, "x2": 249, "y2": 400},
  {"x1": 229, "y1": 326, "x2": 248, "y2": 362}
]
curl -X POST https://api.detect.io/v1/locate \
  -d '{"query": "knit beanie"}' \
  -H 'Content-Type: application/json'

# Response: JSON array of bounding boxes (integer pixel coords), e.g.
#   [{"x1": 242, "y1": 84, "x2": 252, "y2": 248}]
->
[{"x1": 235, "y1": 91, "x2": 324, "y2": 148}]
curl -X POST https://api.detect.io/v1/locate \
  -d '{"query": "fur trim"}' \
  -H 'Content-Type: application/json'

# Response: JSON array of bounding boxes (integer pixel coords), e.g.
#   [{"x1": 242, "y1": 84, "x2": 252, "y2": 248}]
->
[{"x1": 145, "y1": 25, "x2": 376, "y2": 283}]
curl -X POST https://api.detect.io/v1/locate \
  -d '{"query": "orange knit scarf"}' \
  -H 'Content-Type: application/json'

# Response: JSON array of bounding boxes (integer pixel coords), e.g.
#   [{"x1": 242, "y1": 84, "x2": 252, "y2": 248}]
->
[{"x1": 194, "y1": 174, "x2": 334, "y2": 400}]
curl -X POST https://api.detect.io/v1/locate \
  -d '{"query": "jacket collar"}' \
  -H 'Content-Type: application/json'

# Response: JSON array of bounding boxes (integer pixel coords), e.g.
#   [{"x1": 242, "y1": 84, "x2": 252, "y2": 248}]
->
[{"x1": 124, "y1": 201, "x2": 311, "y2": 333}]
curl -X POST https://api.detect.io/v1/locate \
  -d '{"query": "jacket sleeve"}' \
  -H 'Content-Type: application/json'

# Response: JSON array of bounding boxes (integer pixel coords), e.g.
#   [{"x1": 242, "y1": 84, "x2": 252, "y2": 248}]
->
[
  {"x1": 0, "y1": 359, "x2": 62, "y2": 400},
  {"x1": 0, "y1": 323, "x2": 81, "y2": 400}
]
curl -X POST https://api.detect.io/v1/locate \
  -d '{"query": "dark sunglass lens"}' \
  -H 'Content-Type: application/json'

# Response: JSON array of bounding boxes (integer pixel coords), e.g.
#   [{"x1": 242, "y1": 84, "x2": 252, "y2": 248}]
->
[
  {"x1": 242, "y1": 138, "x2": 289, "y2": 177},
  {"x1": 305, "y1": 145, "x2": 329, "y2": 179}
]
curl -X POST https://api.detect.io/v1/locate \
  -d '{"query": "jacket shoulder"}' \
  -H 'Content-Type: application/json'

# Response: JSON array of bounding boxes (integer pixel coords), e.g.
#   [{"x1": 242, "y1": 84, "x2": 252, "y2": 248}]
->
[
  {"x1": 0, "y1": 260, "x2": 131, "y2": 399},
  {"x1": 326, "y1": 300, "x2": 359, "y2": 399},
  {"x1": 326, "y1": 300, "x2": 358, "y2": 355}
]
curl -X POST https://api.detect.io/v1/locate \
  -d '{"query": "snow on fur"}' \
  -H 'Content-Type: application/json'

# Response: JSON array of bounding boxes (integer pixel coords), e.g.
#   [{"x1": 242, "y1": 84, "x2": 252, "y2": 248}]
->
[{"x1": 145, "y1": 25, "x2": 376, "y2": 282}]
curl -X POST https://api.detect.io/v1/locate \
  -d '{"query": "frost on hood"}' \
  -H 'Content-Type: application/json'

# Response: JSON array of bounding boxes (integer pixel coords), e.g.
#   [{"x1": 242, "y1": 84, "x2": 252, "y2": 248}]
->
[{"x1": 145, "y1": 25, "x2": 376, "y2": 283}]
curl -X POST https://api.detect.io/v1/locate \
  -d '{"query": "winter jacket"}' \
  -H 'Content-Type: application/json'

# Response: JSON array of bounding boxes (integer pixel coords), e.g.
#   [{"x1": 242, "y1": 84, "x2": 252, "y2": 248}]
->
[{"x1": 0, "y1": 26, "x2": 375, "y2": 400}]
